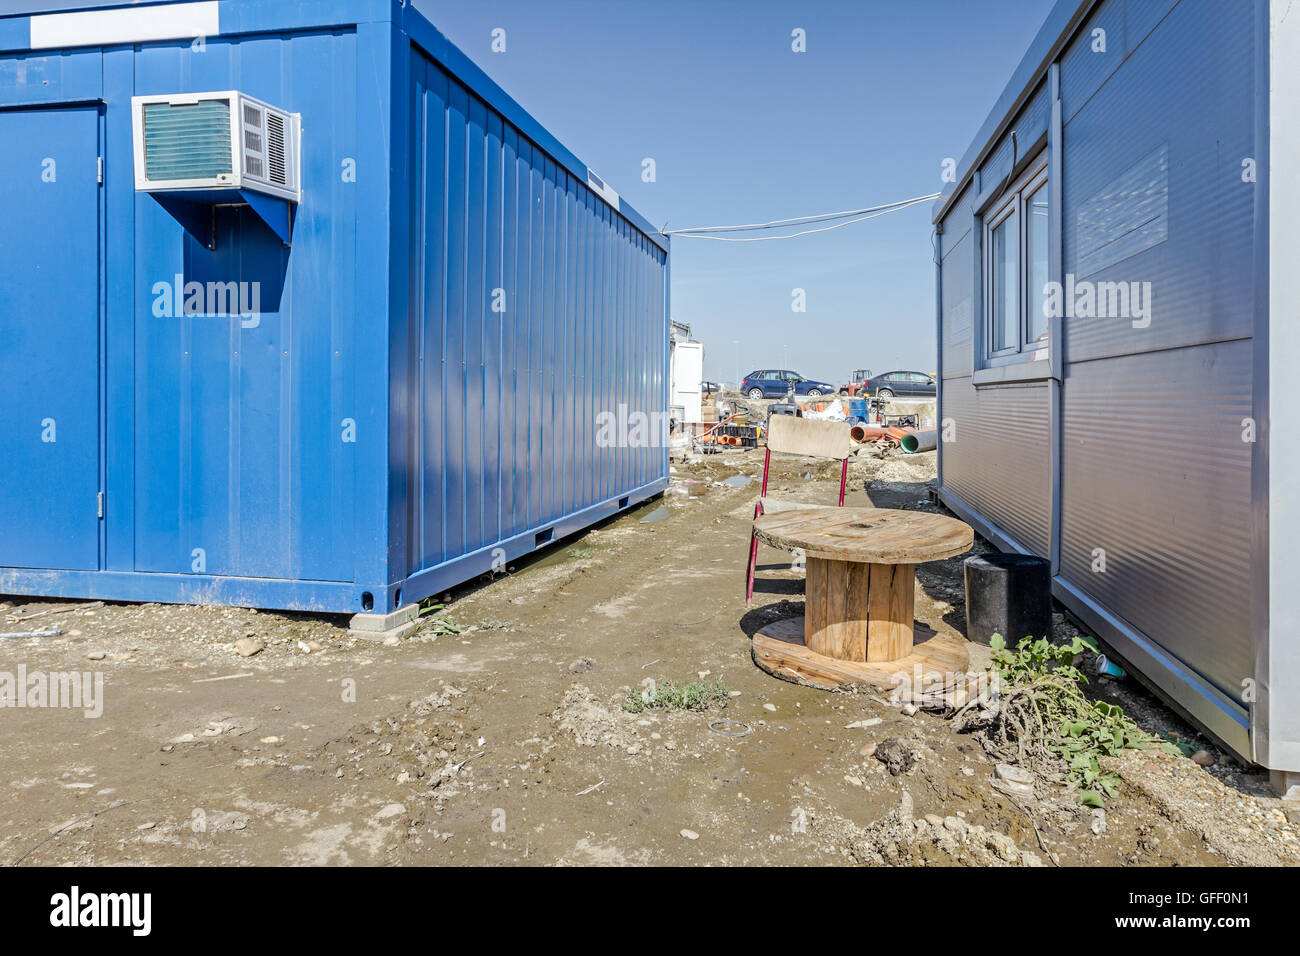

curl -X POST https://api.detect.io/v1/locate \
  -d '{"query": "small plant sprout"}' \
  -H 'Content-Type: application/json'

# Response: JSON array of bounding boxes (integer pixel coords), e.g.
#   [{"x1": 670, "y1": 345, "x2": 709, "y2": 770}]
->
[
  {"x1": 416, "y1": 601, "x2": 464, "y2": 636},
  {"x1": 622, "y1": 677, "x2": 730, "y2": 714}
]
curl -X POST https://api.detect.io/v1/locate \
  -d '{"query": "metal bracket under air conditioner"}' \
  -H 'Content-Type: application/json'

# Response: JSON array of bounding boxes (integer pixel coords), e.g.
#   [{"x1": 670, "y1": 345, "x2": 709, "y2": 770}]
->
[{"x1": 151, "y1": 187, "x2": 295, "y2": 250}]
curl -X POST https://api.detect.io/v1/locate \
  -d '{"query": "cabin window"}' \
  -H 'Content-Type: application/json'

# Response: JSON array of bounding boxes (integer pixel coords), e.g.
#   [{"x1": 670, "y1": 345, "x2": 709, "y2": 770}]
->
[{"x1": 983, "y1": 157, "x2": 1049, "y2": 362}]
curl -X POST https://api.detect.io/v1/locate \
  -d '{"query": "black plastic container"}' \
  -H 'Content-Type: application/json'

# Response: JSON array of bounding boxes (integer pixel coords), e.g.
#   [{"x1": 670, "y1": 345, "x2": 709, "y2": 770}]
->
[{"x1": 963, "y1": 553, "x2": 1052, "y2": 646}]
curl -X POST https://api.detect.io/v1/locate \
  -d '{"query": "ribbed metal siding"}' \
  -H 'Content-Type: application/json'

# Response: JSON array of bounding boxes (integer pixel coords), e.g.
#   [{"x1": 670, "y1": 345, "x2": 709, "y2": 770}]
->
[
  {"x1": 941, "y1": 379, "x2": 1051, "y2": 557},
  {"x1": 1060, "y1": 0, "x2": 1181, "y2": 125},
  {"x1": 940, "y1": 230, "x2": 974, "y2": 380},
  {"x1": 939, "y1": 182, "x2": 975, "y2": 384},
  {"x1": 1059, "y1": 342, "x2": 1253, "y2": 701},
  {"x1": 939, "y1": 181, "x2": 974, "y2": 252},
  {"x1": 1062, "y1": 0, "x2": 1255, "y2": 364},
  {"x1": 408, "y1": 51, "x2": 667, "y2": 573},
  {"x1": 1059, "y1": 0, "x2": 1126, "y2": 123},
  {"x1": 1055, "y1": 0, "x2": 1257, "y2": 704},
  {"x1": 131, "y1": 30, "x2": 359, "y2": 583},
  {"x1": 932, "y1": 0, "x2": 1265, "y2": 763},
  {"x1": 1124, "y1": 0, "x2": 1179, "y2": 53},
  {"x1": 978, "y1": 78, "x2": 1050, "y2": 187}
]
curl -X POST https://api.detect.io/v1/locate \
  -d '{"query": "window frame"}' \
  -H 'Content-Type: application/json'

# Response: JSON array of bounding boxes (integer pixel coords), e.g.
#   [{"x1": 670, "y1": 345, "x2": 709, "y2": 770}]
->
[{"x1": 981, "y1": 155, "x2": 1049, "y2": 367}]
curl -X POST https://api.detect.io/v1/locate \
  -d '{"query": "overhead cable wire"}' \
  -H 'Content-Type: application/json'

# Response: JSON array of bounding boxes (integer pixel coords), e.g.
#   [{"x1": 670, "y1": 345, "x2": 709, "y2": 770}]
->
[
  {"x1": 663, "y1": 192, "x2": 940, "y2": 235},
  {"x1": 662, "y1": 192, "x2": 940, "y2": 242}
]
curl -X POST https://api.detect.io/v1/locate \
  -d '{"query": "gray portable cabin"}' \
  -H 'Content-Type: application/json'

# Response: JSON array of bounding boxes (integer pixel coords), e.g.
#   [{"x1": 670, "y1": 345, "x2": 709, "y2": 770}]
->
[{"x1": 933, "y1": 0, "x2": 1299, "y2": 792}]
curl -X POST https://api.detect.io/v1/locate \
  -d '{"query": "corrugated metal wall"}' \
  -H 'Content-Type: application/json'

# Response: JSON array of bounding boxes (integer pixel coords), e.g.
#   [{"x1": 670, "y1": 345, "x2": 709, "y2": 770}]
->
[
  {"x1": 979, "y1": 80, "x2": 1051, "y2": 188},
  {"x1": 1059, "y1": 342, "x2": 1253, "y2": 699},
  {"x1": 1057, "y1": 0, "x2": 1255, "y2": 702},
  {"x1": 405, "y1": 49, "x2": 668, "y2": 577},
  {"x1": 0, "y1": 4, "x2": 667, "y2": 615},
  {"x1": 942, "y1": 379, "x2": 1051, "y2": 557},
  {"x1": 940, "y1": 185, "x2": 974, "y2": 381},
  {"x1": 938, "y1": 0, "x2": 1258, "y2": 716},
  {"x1": 938, "y1": 79, "x2": 1055, "y2": 560},
  {"x1": 129, "y1": 30, "x2": 361, "y2": 585}
]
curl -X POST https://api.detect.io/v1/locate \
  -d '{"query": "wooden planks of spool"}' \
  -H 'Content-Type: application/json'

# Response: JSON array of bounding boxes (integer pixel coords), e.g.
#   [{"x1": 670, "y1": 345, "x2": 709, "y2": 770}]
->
[{"x1": 751, "y1": 507, "x2": 974, "y2": 690}]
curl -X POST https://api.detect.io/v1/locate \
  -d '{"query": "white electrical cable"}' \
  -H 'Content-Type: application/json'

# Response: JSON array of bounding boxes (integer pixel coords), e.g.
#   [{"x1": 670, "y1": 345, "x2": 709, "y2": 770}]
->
[
  {"x1": 664, "y1": 194, "x2": 938, "y2": 234},
  {"x1": 665, "y1": 193, "x2": 939, "y2": 242},
  {"x1": 665, "y1": 189, "x2": 941, "y2": 236}
]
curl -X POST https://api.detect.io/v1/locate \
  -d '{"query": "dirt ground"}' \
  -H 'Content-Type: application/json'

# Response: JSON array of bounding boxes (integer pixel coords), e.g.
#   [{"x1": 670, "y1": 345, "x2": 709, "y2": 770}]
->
[{"x1": 2, "y1": 446, "x2": 1298, "y2": 867}]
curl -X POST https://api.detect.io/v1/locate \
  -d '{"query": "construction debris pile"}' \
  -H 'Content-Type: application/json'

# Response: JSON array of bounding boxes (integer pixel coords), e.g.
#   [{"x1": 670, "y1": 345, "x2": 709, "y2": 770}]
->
[{"x1": 675, "y1": 388, "x2": 939, "y2": 461}]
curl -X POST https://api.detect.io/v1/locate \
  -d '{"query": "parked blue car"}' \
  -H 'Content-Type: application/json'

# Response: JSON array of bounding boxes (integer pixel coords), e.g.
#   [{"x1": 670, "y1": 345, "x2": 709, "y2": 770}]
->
[{"x1": 740, "y1": 369, "x2": 838, "y2": 400}]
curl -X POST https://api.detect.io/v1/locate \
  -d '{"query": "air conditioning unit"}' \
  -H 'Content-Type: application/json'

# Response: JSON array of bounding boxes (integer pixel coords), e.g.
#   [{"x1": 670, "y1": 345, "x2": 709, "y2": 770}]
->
[{"x1": 131, "y1": 91, "x2": 301, "y2": 202}]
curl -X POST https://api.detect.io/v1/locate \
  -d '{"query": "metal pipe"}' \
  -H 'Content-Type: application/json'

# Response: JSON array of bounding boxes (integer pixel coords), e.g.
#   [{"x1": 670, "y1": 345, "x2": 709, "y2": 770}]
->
[{"x1": 900, "y1": 429, "x2": 937, "y2": 454}]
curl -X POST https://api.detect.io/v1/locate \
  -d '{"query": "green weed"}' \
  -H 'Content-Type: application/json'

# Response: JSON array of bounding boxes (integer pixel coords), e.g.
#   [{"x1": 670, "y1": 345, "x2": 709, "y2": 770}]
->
[
  {"x1": 622, "y1": 677, "x2": 729, "y2": 714},
  {"x1": 989, "y1": 634, "x2": 1179, "y2": 806},
  {"x1": 416, "y1": 602, "x2": 464, "y2": 636}
]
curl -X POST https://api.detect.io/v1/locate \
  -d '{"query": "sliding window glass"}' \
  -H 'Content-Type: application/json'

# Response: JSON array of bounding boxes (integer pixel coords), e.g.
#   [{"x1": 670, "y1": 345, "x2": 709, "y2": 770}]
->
[
  {"x1": 1025, "y1": 181, "x2": 1049, "y2": 345},
  {"x1": 989, "y1": 205, "x2": 1018, "y2": 354}
]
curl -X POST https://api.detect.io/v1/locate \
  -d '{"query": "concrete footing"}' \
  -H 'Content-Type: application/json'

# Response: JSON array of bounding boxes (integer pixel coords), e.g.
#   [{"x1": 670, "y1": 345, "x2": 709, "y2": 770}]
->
[
  {"x1": 1271, "y1": 769, "x2": 1300, "y2": 801},
  {"x1": 349, "y1": 604, "x2": 419, "y2": 642}
]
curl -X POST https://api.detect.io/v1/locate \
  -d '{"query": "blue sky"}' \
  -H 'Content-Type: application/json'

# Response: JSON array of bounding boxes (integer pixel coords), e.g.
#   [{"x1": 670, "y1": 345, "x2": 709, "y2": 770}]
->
[{"x1": 419, "y1": 0, "x2": 1056, "y2": 384}]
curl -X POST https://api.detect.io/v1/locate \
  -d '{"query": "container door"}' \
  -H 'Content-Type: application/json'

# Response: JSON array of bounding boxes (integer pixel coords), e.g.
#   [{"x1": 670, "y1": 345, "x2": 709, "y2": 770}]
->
[{"x1": 0, "y1": 108, "x2": 101, "y2": 571}]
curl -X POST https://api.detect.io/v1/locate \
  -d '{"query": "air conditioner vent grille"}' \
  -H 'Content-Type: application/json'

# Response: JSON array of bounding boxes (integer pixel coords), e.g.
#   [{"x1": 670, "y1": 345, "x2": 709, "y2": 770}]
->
[
  {"x1": 142, "y1": 100, "x2": 233, "y2": 181},
  {"x1": 266, "y1": 113, "x2": 287, "y2": 186}
]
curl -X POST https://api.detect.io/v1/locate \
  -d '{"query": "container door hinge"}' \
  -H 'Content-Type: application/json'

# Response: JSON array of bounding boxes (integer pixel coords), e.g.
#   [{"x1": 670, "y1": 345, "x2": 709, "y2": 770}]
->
[
  {"x1": 97, "y1": 492, "x2": 104, "y2": 519},
  {"x1": 97, "y1": 157, "x2": 103, "y2": 185}
]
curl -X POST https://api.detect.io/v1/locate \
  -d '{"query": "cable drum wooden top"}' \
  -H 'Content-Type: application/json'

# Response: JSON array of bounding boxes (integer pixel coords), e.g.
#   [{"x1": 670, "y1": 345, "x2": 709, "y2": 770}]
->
[{"x1": 753, "y1": 507, "x2": 974, "y2": 564}]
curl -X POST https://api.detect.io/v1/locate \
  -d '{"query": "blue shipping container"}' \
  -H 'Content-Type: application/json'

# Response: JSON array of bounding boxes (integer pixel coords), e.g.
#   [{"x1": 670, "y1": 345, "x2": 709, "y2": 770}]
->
[{"x1": 0, "y1": 0, "x2": 670, "y2": 615}]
